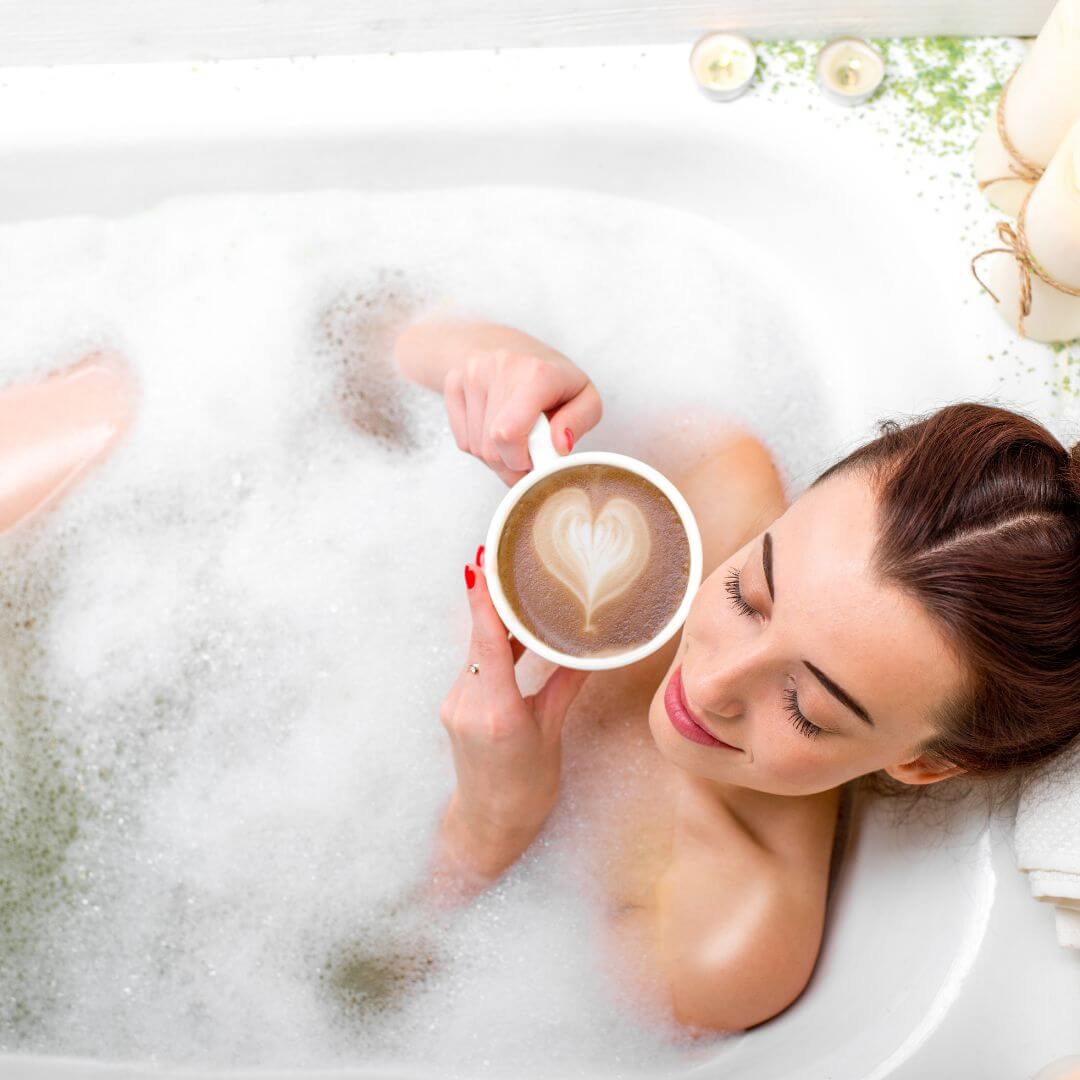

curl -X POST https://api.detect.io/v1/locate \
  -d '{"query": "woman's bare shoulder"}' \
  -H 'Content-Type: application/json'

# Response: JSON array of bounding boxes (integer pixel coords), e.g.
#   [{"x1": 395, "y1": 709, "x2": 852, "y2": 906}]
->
[
  {"x1": 671, "y1": 422, "x2": 788, "y2": 580},
  {"x1": 655, "y1": 810, "x2": 832, "y2": 1031}
]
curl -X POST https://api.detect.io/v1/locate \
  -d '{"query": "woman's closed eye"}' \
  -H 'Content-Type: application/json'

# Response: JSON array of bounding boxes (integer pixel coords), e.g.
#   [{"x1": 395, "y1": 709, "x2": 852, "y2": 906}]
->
[
  {"x1": 722, "y1": 566, "x2": 825, "y2": 740},
  {"x1": 782, "y1": 684, "x2": 824, "y2": 741},
  {"x1": 723, "y1": 564, "x2": 759, "y2": 620}
]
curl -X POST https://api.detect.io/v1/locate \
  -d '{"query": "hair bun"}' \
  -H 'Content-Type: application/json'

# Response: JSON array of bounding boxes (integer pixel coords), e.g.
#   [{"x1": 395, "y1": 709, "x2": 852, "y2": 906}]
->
[{"x1": 1069, "y1": 440, "x2": 1080, "y2": 501}]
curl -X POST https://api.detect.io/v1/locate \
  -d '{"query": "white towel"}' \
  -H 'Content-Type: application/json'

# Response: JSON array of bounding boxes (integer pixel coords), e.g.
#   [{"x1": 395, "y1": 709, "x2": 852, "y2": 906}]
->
[{"x1": 1014, "y1": 736, "x2": 1080, "y2": 949}]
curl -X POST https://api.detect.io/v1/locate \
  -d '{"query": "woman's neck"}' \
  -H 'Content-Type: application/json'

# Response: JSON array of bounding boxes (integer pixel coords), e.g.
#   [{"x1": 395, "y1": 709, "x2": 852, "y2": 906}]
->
[{"x1": 673, "y1": 768, "x2": 842, "y2": 865}]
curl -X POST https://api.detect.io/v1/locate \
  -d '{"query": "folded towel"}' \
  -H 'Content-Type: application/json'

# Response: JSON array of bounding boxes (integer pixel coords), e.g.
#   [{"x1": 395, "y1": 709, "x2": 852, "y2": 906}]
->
[{"x1": 1014, "y1": 736, "x2": 1080, "y2": 949}]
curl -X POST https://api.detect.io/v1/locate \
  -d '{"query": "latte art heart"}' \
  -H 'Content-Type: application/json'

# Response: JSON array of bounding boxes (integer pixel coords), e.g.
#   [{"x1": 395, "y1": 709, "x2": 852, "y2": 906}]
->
[{"x1": 531, "y1": 487, "x2": 652, "y2": 631}]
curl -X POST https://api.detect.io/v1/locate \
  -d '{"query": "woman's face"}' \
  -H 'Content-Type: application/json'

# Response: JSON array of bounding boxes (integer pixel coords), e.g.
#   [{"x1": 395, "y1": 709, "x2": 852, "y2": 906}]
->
[{"x1": 648, "y1": 469, "x2": 968, "y2": 796}]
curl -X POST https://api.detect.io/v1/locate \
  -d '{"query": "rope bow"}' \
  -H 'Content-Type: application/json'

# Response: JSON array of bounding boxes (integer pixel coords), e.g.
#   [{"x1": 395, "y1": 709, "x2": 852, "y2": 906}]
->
[{"x1": 971, "y1": 188, "x2": 1080, "y2": 338}]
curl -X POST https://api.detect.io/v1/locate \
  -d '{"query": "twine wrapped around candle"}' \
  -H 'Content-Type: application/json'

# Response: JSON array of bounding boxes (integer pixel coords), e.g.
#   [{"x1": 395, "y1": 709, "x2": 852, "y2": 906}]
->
[
  {"x1": 977, "y1": 74, "x2": 1046, "y2": 192},
  {"x1": 971, "y1": 187, "x2": 1080, "y2": 338}
]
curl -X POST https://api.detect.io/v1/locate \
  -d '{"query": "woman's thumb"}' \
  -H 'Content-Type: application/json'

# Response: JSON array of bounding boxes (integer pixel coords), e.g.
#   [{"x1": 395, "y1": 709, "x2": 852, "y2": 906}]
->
[
  {"x1": 547, "y1": 381, "x2": 603, "y2": 455},
  {"x1": 532, "y1": 665, "x2": 590, "y2": 728}
]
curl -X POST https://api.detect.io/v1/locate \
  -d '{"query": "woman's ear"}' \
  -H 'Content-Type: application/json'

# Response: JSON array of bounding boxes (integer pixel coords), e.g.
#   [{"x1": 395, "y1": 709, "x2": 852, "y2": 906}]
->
[{"x1": 883, "y1": 754, "x2": 968, "y2": 786}]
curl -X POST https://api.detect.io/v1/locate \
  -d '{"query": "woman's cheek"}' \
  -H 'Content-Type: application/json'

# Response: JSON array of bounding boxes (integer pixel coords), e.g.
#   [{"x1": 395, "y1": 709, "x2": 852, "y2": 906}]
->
[
  {"x1": 764, "y1": 733, "x2": 826, "y2": 788},
  {"x1": 779, "y1": 740, "x2": 858, "y2": 795},
  {"x1": 687, "y1": 567, "x2": 731, "y2": 624},
  {"x1": 680, "y1": 599, "x2": 709, "y2": 639}
]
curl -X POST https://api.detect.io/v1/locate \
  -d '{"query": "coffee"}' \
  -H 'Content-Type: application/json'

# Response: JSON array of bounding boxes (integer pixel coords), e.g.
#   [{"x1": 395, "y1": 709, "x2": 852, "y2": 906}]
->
[{"x1": 497, "y1": 463, "x2": 691, "y2": 658}]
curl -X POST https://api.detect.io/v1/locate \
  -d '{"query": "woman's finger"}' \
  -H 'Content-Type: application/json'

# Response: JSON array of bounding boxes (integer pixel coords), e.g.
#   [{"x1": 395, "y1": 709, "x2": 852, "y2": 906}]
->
[
  {"x1": 442, "y1": 367, "x2": 469, "y2": 452},
  {"x1": 531, "y1": 665, "x2": 590, "y2": 733},
  {"x1": 475, "y1": 547, "x2": 527, "y2": 662},
  {"x1": 492, "y1": 364, "x2": 588, "y2": 469},
  {"x1": 490, "y1": 385, "x2": 546, "y2": 473},
  {"x1": 491, "y1": 461, "x2": 530, "y2": 487},
  {"x1": 548, "y1": 380, "x2": 603, "y2": 455},
  {"x1": 463, "y1": 564, "x2": 519, "y2": 694},
  {"x1": 463, "y1": 379, "x2": 488, "y2": 459}
]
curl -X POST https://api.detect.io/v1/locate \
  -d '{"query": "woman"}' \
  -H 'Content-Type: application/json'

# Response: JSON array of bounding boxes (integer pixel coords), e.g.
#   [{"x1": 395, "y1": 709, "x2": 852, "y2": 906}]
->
[{"x1": 394, "y1": 317, "x2": 1080, "y2": 1034}]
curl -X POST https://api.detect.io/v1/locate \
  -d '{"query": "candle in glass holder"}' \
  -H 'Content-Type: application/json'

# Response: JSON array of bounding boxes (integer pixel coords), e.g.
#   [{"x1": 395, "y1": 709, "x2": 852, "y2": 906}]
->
[
  {"x1": 974, "y1": 0, "x2": 1080, "y2": 216},
  {"x1": 815, "y1": 38, "x2": 885, "y2": 106},
  {"x1": 689, "y1": 33, "x2": 757, "y2": 102},
  {"x1": 976, "y1": 118, "x2": 1080, "y2": 343}
]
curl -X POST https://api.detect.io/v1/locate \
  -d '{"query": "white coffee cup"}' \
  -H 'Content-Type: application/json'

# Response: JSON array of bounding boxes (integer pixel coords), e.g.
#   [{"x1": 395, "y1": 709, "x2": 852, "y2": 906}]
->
[{"x1": 483, "y1": 414, "x2": 704, "y2": 672}]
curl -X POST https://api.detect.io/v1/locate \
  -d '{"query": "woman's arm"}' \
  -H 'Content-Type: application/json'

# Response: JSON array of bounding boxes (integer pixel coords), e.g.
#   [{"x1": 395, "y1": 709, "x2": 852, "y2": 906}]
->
[
  {"x1": 393, "y1": 319, "x2": 572, "y2": 393},
  {"x1": 425, "y1": 790, "x2": 553, "y2": 908},
  {"x1": 423, "y1": 554, "x2": 589, "y2": 910}
]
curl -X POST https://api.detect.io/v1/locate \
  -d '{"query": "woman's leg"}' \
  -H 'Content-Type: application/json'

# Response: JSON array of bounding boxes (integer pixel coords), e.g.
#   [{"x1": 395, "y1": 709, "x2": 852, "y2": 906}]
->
[{"x1": 0, "y1": 353, "x2": 136, "y2": 534}]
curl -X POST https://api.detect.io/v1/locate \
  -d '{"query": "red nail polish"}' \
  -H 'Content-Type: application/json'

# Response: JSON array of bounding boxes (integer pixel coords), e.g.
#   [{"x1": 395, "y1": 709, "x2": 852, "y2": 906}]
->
[
  {"x1": 476, "y1": 545, "x2": 485, "y2": 567},
  {"x1": 565, "y1": 428, "x2": 574, "y2": 452},
  {"x1": 464, "y1": 565, "x2": 476, "y2": 589}
]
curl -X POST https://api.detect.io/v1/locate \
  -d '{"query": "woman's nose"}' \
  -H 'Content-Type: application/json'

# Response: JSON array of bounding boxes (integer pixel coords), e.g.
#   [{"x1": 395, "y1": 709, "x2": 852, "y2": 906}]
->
[
  {"x1": 684, "y1": 667, "x2": 744, "y2": 721},
  {"x1": 711, "y1": 696, "x2": 744, "y2": 720},
  {"x1": 692, "y1": 641, "x2": 768, "y2": 719}
]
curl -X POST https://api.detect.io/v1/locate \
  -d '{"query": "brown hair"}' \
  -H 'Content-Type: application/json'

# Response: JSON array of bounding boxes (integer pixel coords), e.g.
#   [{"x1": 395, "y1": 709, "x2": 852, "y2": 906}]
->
[{"x1": 812, "y1": 401, "x2": 1080, "y2": 820}]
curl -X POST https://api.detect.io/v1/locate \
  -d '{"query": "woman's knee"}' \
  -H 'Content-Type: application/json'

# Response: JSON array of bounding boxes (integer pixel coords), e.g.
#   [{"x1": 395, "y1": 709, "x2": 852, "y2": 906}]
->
[{"x1": 0, "y1": 352, "x2": 136, "y2": 534}]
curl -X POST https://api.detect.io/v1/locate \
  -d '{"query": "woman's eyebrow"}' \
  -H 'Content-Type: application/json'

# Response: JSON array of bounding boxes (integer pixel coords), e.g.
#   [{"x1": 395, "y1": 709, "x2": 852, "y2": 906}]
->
[
  {"x1": 762, "y1": 531, "x2": 876, "y2": 729},
  {"x1": 804, "y1": 662, "x2": 875, "y2": 728},
  {"x1": 763, "y1": 530, "x2": 774, "y2": 600}
]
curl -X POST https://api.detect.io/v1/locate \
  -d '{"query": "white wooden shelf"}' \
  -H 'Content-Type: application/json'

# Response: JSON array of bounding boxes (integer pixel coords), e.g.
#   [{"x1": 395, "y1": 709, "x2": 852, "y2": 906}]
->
[{"x1": 0, "y1": 0, "x2": 1054, "y2": 68}]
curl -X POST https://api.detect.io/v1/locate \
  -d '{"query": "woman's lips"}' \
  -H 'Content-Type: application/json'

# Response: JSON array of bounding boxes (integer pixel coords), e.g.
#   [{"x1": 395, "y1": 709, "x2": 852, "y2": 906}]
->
[{"x1": 664, "y1": 665, "x2": 741, "y2": 750}]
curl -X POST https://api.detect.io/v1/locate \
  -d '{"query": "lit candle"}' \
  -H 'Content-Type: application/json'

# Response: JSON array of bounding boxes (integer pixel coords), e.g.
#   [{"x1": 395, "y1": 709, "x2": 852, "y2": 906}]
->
[
  {"x1": 815, "y1": 38, "x2": 885, "y2": 106},
  {"x1": 974, "y1": 0, "x2": 1080, "y2": 216},
  {"x1": 689, "y1": 33, "x2": 757, "y2": 102},
  {"x1": 974, "y1": 118, "x2": 1080, "y2": 343}
]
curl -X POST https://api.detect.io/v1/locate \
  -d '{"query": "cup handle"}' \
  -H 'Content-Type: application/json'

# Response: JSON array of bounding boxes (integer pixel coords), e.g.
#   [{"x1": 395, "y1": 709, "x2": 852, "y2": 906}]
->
[{"x1": 527, "y1": 413, "x2": 563, "y2": 472}]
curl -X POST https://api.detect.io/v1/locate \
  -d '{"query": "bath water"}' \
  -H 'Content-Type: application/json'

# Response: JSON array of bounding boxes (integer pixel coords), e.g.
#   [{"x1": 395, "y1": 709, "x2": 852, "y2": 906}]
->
[{"x1": 0, "y1": 187, "x2": 853, "y2": 1075}]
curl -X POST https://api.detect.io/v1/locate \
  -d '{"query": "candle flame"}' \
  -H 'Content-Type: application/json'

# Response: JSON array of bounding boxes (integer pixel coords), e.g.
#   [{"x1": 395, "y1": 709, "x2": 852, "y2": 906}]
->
[
  {"x1": 708, "y1": 52, "x2": 736, "y2": 80},
  {"x1": 837, "y1": 57, "x2": 864, "y2": 87}
]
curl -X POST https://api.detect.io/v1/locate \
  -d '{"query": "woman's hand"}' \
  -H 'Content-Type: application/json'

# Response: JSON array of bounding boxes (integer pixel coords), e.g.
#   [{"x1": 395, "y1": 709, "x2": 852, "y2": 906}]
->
[
  {"x1": 428, "y1": 552, "x2": 590, "y2": 905},
  {"x1": 393, "y1": 318, "x2": 603, "y2": 486},
  {"x1": 443, "y1": 345, "x2": 602, "y2": 486}
]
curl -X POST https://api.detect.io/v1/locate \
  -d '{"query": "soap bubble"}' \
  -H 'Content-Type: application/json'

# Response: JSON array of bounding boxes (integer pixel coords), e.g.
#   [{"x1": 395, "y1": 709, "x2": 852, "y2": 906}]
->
[{"x1": 0, "y1": 188, "x2": 839, "y2": 1072}]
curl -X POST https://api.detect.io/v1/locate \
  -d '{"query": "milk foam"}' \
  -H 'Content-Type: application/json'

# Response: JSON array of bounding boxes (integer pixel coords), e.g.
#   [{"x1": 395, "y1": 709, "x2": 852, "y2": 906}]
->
[{"x1": 532, "y1": 488, "x2": 651, "y2": 630}]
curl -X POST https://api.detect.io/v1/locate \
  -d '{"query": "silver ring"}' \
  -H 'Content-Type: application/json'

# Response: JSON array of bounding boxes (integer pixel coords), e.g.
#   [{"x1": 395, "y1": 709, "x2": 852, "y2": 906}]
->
[{"x1": 468, "y1": 663, "x2": 480, "y2": 675}]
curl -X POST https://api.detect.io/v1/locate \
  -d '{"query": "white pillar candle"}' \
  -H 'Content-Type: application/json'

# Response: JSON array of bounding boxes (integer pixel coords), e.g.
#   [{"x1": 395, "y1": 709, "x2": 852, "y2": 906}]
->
[
  {"x1": 689, "y1": 33, "x2": 757, "y2": 102},
  {"x1": 974, "y1": 0, "x2": 1080, "y2": 216},
  {"x1": 975, "y1": 118, "x2": 1080, "y2": 343}
]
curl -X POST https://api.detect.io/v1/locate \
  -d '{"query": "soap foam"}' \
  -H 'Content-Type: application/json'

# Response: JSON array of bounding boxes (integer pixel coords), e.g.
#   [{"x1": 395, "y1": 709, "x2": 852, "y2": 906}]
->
[{"x1": 0, "y1": 188, "x2": 836, "y2": 1073}]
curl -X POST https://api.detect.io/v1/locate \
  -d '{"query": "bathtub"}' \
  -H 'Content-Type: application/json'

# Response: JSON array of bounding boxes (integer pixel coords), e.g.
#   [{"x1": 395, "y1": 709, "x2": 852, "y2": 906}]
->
[{"x1": 0, "y1": 43, "x2": 1077, "y2": 1080}]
